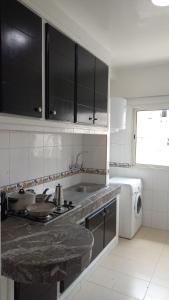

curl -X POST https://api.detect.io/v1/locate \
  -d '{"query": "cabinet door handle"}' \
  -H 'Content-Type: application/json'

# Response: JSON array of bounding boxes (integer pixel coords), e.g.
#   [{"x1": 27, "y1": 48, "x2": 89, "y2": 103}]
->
[
  {"x1": 89, "y1": 117, "x2": 93, "y2": 120},
  {"x1": 50, "y1": 110, "x2": 57, "y2": 115},
  {"x1": 94, "y1": 118, "x2": 98, "y2": 121},
  {"x1": 34, "y1": 106, "x2": 42, "y2": 113}
]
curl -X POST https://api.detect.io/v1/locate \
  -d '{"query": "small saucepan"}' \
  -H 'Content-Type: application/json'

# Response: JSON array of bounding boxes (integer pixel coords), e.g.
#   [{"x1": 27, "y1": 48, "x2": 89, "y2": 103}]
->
[
  {"x1": 26, "y1": 202, "x2": 56, "y2": 217},
  {"x1": 36, "y1": 188, "x2": 52, "y2": 203}
]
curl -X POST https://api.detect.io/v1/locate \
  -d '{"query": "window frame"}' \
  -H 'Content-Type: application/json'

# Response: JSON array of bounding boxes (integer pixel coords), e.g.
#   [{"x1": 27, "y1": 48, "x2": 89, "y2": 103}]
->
[{"x1": 133, "y1": 107, "x2": 169, "y2": 170}]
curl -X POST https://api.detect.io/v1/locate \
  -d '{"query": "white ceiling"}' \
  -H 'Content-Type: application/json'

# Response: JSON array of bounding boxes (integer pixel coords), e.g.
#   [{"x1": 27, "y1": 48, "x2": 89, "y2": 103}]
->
[{"x1": 53, "y1": 0, "x2": 169, "y2": 67}]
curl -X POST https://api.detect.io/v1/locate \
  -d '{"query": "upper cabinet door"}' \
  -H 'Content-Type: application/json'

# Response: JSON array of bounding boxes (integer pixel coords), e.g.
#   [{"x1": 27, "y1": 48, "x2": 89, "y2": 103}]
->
[
  {"x1": 76, "y1": 45, "x2": 95, "y2": 124},
  {"x1": 0, "y1": 0, "x2": 42, "y2": 117},
  {"x1": 45, "y1": 24, "x2": 75, "y2": 122},
  {"x1": 94, "y1": 58, "x2": 108, "y2": 126}
]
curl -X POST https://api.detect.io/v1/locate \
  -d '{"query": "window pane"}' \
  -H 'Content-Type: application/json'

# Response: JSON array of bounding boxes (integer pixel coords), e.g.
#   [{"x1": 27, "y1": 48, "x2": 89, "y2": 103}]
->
[{"x1": 136, "y1": 110, "x2": 169, "y2": 166}]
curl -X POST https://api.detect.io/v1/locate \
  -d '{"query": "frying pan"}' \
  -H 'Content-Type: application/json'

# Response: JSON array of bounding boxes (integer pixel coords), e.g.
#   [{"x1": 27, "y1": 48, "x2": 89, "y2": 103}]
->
[{"x1": 26, "y1": 202, "x2": 56, "y2": 217}]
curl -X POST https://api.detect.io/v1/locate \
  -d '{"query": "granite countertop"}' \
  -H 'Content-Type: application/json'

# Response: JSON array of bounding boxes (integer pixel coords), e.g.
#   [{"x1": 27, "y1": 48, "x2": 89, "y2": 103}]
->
[
  {"x1": 1, "y1": 183, "x2": 121, "y2": 284},
  {"x1": 1, "y1": 221, "x2": 93, "y2": 284}
]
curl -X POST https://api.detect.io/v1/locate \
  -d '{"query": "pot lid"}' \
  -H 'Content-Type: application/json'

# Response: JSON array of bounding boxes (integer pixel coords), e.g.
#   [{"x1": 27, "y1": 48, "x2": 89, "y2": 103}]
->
[{"x1": 8, "y1": 188, "x2": 35, "y2": 200}]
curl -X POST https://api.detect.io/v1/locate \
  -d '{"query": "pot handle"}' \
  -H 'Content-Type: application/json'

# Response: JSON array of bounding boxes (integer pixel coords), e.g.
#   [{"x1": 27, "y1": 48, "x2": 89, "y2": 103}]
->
[
  {"x1": 19, "y1": 188, "x2": 25, "y2": 194},
  {"x1": 45, "y1": 194, "x2": 52, "y2": 202},
  {"x1": 43, "y1": 188, "x2": 49, "y2": 195}
]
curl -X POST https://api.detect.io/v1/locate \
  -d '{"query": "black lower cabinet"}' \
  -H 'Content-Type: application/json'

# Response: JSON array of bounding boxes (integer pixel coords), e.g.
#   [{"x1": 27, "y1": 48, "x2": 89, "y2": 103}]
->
[
  {"x1": 14, "y1": 282, "x2": 57, "y2": 300},
  {"x1": 60, "y1": 199, "x2": 116, "y2": 294},
  {"x1": 86, "y1": 199, "x2": 116, "y2": 260},
  {"x1": 104, "y1": 200, "x2": 116, "y2": 246},
  {"x1": 86, "y1": 208, "x2": 105, "y2": 262}
]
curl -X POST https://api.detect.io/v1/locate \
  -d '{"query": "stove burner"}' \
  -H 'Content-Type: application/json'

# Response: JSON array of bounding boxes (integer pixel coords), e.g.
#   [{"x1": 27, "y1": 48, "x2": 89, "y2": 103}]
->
[
  {"x1": 28, "y1": 214, "x2": 53, "y2": 222},
  {"x1": 8, "y1": 202, "x2": 75, "y2": 224},
  {"x1": 56, "y1": 206, "x2": 69, "y2": 214}
]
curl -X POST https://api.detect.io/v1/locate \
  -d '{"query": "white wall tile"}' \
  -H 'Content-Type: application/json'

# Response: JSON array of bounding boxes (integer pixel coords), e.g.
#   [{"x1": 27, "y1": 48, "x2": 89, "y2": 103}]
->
[
  {"x1": 143, "y1": 210, "x2": 152, "y2": 227},
  {"x1": 0, "y1": 149, "x2": 10, "y2": 186},
  {"x1": 152, "y1": 170, "x2": 169, "y2": 192},
  {"x1": 152, "y1": 191, "x2": 168, "y2": 213},
  {"x1": 29, "y1": 147, "x2": 44, "y2": 179},
  {"x1": 29, "y1": 133, "x2": 44, "y2": 148},
  {"x1": 62, "y1": 133, "x2": 74, "y2": 146},
  {"x1": 44, "y1": 133, "x2": 62, "y2": 147},
  {"x1": 10, "y1": 148, "x2": 29, "y2": 183},
  {"x1": 43, "y1": 147, "x2": 57, "y2": 176},
  {"x1": 0, "y1": 131, "x2": 10, "y2": 149},
  {"x1": 61, "y1": 146, "x2": 74, "y2": 171},
  {"x1": 152, "y1": 212, "x2": 168, "y2": 230},
  {"x1": 83, "y1": 134, "x2": 107, "y2": 147},
  {"x1": 83, "y1": 146, "x2": 106, "y2": 169},
  {"x1": 10, "y1": 132, "x2": 31, "y2": 148},
  {"x1": 110, "y1": 144, "x2": 122, "y2": 162},
  {"x1": 143, "y1": 190, "x2": 153, "y2": 211}
]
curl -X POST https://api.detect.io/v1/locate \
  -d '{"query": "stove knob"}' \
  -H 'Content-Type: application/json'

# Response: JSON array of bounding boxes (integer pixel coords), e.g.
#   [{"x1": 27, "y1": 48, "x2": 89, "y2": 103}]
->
[
  {"x1": 64, "y1": 200, "x2": 68, "y2": 207},
  {"x1": 69, "y1": 201, "x2": 73, "y2": 206}
]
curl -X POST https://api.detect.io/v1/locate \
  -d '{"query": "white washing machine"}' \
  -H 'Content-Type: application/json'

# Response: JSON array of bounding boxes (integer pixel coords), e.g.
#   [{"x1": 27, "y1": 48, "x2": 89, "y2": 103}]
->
[{"x1": 109, "y1": 177, "x2": 143, "y2": 239}]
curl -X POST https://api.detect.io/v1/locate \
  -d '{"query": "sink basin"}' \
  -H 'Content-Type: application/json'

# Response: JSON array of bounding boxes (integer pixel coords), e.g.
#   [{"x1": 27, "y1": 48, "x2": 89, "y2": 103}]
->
[
  {"x1": 63, "y1": 183, "x2": 105, "y2": 204},
  {"x1": 75, "y1": 185, "x2": 99, "y2": 193}
]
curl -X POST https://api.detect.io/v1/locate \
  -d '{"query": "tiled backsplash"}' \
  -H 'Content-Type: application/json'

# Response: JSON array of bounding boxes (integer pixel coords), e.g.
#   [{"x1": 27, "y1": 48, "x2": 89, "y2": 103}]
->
[{"x1": 0, "y1": 130, "x2": 107, "y2": 189}]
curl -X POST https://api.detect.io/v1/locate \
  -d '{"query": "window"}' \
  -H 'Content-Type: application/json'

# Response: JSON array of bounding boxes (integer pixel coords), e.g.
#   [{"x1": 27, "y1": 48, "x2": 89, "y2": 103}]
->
[{"x1": 135, "y1": 110, "x2": 169, "y2": 167}]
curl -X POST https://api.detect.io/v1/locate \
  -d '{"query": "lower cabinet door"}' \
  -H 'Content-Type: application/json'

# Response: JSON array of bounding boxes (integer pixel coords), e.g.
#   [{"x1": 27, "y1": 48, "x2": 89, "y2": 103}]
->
[
  {"x1": 86, "y1": 208, "x2": 105, "y2": 262},
  {"x1": 14, "y1": 282, "x2": 57, "y2": 300},
  {"x1": 104, "y1": 200, "x2": 116, "y2": 247},
  {"x1": 91, "y1": 222, "x2": 104, "y2": 261}
]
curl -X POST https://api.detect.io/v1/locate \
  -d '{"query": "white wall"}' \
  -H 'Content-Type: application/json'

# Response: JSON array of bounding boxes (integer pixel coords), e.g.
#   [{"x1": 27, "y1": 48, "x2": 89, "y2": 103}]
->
[
  {"x1": 110, "y1": 63, "x2": 169, "y2": 231},
  {"x1": 111, "y1": 62, "x2": 169, "y2": 98},
  {"x1": 110, "y1": 102, "x2": 169, "y2": 231}
]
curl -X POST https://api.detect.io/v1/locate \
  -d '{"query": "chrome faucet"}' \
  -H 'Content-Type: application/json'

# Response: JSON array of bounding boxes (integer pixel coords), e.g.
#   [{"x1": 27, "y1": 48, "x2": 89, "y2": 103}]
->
[{"x1": 69, "y1": 151, "x2": 88, "y2": 171}]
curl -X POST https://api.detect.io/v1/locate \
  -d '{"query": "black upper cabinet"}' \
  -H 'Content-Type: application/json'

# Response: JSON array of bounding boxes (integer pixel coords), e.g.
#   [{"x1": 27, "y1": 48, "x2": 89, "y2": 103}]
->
[
  {"x1": 94, "y1": 58, "x2": 108, "y2": 126},
  {"x1": 76, "y1": 45, "x2": 95, "y2": 124},
  {"x1": 76, "y1": 45, "x2": 108, "y2": 126},
  {"x1": 0, "y1": 0, "x2": 42, "y2": 117},
  {"x1": 45, "y1": 24, "x2": 75, "y2": 122}
]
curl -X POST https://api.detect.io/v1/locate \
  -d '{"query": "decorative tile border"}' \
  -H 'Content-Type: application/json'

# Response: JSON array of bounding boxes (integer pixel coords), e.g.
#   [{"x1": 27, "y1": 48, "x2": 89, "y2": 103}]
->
[
  {"x1": 0, "y1": 168, "x2": 107, "y2": 193},
  {"x1": 109, "y1": 162, "x2": 134, "y2": 168}
]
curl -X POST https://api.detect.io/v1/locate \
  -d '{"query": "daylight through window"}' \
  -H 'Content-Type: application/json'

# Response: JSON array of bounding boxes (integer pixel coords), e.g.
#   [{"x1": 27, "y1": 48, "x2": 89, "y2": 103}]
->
[{"x1": 136, "y1": 110, "x2": 169, "y2": 166}]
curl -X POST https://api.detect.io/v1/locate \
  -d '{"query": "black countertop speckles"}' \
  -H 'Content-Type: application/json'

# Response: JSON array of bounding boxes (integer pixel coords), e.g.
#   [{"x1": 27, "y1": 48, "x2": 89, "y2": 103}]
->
[{"x1": 1, "y1": 183, "x2": 120, "y2": 284}]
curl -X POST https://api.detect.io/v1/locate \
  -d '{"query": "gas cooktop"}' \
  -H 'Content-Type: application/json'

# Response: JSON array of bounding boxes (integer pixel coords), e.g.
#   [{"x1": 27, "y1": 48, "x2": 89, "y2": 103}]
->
[{"x1": 9, "y1": 200, "x2": 75, "y2": 224}]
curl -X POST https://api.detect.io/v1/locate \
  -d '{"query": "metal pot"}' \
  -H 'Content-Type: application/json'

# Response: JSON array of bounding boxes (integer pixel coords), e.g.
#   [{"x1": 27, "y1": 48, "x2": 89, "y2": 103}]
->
[{"x1": 8, "y1": 188, "x2": 36, "y2": 212}]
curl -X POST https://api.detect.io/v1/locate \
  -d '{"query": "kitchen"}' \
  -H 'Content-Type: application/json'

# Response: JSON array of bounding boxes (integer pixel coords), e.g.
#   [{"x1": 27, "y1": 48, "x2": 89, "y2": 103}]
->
[{"x1": 1, "y1": 0, "x2": 169, "y2": 300}]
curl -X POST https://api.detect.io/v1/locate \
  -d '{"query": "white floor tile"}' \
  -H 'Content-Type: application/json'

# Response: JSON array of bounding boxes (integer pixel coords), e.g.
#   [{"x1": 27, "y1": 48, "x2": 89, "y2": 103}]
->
[
  {"x1": 144, "y1": 284, "x2": 169, "y2": 300},
  {"x1": 101, "y1": 253, "x2": 155, "y2": 281},
  {"x1": 68, "y1": 227, "x2": 169, "y2": 300},
  {"x1": 113, "y1": 273, "x2": 149, "y2": 300},
  {"x1": 87, "y1": 266, "x2": 119, "y2": 289},
  {"x1": 70, "y1": 281, "x2": 136, "y2": 300},
  {"x1": 152, "y1": 257, "x2": 169, "y2": 289}
]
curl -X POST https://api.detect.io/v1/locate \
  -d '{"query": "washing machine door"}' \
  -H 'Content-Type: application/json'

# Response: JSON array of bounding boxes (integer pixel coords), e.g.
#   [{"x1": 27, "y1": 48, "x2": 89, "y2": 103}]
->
[{"x1": 134, "y1": 193, "x2": 142, "y2": 217}]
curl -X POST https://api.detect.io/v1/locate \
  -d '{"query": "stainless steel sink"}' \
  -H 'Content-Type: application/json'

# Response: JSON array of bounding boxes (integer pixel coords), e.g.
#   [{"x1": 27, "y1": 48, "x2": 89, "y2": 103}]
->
[
  {"x1": 75, "y1": 185, "x2": 100, "y2": 193},
  {"x1": 63, "y1": 183, "x2": 105, "y2": 205}
]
